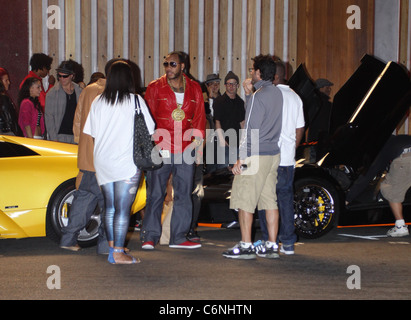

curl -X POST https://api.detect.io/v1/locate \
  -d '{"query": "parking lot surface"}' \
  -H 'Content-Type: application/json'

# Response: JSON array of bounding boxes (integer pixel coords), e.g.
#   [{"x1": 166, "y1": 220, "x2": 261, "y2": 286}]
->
[{"x1": 1, "y1": 225, "x2": 410, "y2": 303}]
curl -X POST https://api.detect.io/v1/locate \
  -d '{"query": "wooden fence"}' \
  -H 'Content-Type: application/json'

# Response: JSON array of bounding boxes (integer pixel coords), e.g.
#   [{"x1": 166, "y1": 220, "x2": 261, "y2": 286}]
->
[{"x1": 29, "y1": 0, "x2": 410, "y2": 133}]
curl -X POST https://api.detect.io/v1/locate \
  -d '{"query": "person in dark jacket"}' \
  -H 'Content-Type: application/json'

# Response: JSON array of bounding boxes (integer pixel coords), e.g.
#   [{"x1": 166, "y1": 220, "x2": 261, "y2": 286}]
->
[{"x1": 0, "y1": 81, "x2": 22, "y2": 136}]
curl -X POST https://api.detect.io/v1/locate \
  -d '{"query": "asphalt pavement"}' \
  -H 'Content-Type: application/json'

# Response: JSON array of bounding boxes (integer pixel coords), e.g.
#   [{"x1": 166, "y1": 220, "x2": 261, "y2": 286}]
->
[{"x1": 0, "y1": 224, "x2": 410, "y2": 305}]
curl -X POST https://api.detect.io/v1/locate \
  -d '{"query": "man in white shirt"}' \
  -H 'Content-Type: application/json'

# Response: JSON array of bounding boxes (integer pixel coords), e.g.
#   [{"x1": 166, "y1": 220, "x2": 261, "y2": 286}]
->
[{"x1": 258, "y1": 61, "x2": 305, "y2": 255}]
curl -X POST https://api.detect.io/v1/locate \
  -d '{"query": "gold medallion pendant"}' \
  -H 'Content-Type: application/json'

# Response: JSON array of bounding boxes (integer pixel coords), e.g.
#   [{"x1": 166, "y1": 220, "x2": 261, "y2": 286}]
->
[
  {"x1": 172, "y1": 107, "x2": 186, "y2": 121},
  {"x1": 168, "y1": 76, "x2": 186, "y2": 121}
]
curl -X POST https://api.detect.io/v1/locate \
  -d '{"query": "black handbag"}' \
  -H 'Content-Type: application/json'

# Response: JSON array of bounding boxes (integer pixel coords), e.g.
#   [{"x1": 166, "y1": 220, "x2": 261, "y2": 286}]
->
[{"x1": 133, "y1": 95, "x2": 163, "y2": 171}]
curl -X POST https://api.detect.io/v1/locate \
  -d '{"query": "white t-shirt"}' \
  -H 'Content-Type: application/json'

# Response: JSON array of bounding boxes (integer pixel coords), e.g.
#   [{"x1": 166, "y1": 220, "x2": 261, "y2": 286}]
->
[
  {"x1": 277, "y1": 84, "x2": 305, "y2": 166},
  {"x1": 175, "y1": 92, "x2": 184, "y2": 106},
  {"x1": 209, "y1": 98, "x2": 215, "y2": 117},
  {"x1": 83, "y1": 94, "x2": 155, "y2": 185}
]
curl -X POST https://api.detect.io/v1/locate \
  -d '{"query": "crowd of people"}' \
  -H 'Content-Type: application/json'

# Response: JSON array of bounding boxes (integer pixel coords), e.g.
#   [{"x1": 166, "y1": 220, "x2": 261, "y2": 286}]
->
[{"x1": 1, "y1": 51, "x2": 410, "y2": 264}]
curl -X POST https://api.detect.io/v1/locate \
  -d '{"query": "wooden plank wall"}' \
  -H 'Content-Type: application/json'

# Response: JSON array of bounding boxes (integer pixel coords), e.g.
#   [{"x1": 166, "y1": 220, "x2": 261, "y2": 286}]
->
[
  {"x1": 0, "y1": 0, "x2": 29, "y2": 102},
  {"x1": 28, "y1": 0, "x2": 410, "y2": 132},
  {"x1": 297, "y1": 0, "x2": 410, "y2": 134},
  {"x1": 399, "y1": 0, "x2": 411, "y2": 134},
  {"x1": 29, "y1": 0, "x2": 297, "y2": 93},
  {"x1": 296, "y1": 0, "x2": 375, "y2": 99}
]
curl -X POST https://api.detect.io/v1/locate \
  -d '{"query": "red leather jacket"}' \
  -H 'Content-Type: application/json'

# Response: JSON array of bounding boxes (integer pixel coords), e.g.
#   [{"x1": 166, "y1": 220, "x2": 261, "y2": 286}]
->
[{"x1": 145, "y1": 74, "x2": 206, "y2": 153}]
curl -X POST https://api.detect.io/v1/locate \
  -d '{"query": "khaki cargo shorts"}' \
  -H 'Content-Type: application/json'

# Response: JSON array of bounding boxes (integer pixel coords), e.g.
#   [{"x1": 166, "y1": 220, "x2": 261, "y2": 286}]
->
[
  {"x1": 380, "y1": 153, "x2": 411, "y2": 203},
  {"x1": 230, "y1": 154, "x2": 280, "y2": 213}
]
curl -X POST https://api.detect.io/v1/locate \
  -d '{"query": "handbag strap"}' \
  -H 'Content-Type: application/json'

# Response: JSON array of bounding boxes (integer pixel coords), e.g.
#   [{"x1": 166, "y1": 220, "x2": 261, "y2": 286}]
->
[{"x1": 134, "y1": 94, "x2": 141, "y2": 114}]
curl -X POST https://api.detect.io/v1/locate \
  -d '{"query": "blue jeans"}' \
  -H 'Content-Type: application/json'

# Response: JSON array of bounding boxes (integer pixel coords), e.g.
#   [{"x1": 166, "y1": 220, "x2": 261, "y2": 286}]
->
[
  {"x1": 101, "y1": 171, "x2": 142, "y2": 248},
  {"x1": 60, "y1": 170, "x2": 109, "y2": 253},
  {"x1": 142, "y1": 152, "x2": 195, "y2": 245},
  {"x1": 258, "y1": 166, "x2": 297, "y2": 246}
]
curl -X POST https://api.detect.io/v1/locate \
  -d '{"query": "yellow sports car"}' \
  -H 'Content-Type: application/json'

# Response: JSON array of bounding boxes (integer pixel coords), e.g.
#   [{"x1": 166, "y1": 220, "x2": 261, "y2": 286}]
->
[{"x1": 0, "y1": 135, "x2": 146, "y2": 246}]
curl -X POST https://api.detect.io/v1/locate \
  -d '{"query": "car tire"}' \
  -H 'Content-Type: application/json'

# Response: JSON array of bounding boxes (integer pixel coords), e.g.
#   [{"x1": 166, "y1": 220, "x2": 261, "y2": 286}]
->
[
  {"x1": 294, "y1": 176, "x2": 341, "y2": 239},
  {"x1": 46, "y1": 179, "x2": 101, "y2": 248}
]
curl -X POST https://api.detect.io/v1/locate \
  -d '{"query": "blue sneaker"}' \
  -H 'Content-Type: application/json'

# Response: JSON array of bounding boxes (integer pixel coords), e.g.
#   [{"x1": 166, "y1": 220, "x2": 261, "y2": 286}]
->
[{"x1": 254, "y1": 240, "x2": 279, "y2": 259}]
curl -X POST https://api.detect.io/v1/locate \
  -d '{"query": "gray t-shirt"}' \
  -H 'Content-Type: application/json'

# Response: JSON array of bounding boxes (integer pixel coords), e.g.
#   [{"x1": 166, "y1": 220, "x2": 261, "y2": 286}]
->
[{"x1": 239, "y1": 80, "x2": 283, "y2": 159}]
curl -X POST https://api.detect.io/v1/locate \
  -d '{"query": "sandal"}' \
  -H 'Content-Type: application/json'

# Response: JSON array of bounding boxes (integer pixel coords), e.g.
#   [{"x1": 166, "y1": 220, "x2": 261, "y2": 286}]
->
[
  {"x1": 108, "y1": 246, "x2": 130, "y2": 254},
  {"x1": 108, "y1": 248, "x2": 140, "y2": 265}
]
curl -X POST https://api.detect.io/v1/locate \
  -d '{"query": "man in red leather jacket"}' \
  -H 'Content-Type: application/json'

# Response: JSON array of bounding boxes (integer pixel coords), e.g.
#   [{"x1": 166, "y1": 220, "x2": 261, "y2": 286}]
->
[{"x1": 141, "y1": 51, "x2": 206, "y2": 250}]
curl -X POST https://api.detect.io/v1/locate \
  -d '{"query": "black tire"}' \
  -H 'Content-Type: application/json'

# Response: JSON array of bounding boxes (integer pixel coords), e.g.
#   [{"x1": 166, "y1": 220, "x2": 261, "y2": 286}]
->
[
  {"x1": 294, "y1": 176, "x2": 341, "y2": 239},
  {"x1": 46, "y1": 179, "x2": 101, "y2": 247}
]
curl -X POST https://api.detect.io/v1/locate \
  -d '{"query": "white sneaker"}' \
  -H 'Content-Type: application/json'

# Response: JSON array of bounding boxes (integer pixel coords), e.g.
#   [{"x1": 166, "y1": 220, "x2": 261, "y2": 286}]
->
[
  {"x1": 254, "y1": 241, "x2": 279, "y2": 259},
  {"x1": 387, "y1": 225, "x2": 409, "y2": 238},
  {"x1": 280, "y1": 245, "x2": 295, "y2": 255}
]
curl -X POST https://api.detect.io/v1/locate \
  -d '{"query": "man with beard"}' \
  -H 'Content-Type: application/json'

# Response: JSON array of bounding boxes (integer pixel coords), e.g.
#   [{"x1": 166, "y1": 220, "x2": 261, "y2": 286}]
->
[{"x1": 141, "y1": 51, "x2": 206, "y2": 250}]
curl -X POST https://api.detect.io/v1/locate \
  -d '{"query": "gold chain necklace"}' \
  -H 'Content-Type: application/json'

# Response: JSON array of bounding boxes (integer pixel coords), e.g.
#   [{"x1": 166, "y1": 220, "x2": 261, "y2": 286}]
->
[
  {"x1": 169, "y1": 76, "x2": 186, "y2": 121},
  {"x1": 167, "y1": 76, "x2": 186, "y2": 93}
]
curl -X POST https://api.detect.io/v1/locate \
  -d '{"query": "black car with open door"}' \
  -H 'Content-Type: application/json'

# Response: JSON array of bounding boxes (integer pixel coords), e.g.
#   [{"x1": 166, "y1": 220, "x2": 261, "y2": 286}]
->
[{"x1": 200, "y1": 55, "x2": 411, "y2": 239}]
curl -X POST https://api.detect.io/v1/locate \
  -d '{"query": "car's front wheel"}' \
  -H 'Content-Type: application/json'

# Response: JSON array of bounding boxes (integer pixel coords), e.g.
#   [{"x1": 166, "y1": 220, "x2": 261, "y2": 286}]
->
[
  {"x1": 294, "y1": 177, "x2": 340, "y2": 239},
  {"x1": 46, "y1": 179, "x2": 101, "y2": 247}
]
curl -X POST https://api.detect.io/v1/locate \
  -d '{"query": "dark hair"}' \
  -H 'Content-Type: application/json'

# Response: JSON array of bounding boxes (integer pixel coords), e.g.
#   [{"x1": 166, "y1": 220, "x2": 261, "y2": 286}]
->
[
  {"x1": 105, "y1": 58, "x2": 122, "y2": 76},
  {"x1": 88, "y1": 72, "x2": 105, "y2": 86},
  {"x1": 252, "y1": 54, "x2": 277, "y2": 82},
  {"x1": 101, "y1": 61, "x2": 135, "y2": 105},
  {"x1": 17, "y1": 77, "x2": 42, "y2": 112},
  {"x1": 275, "y1": 61, "x2": 287, "y2": 83},
  {"x1": 30, "y1": 53, "x2": 53, "y2": 72},
  {"x1": 70, "y1": 60, "x2": 84, "y2": 84},
  {"x1": 167, "y1": 51, "x2": 186, "y2": 64},
  {"x1": 0, "y1": 67, "x2": 9, "y2": 79},
  {"x1": 0, "y1": 81, "x2": 5, "y2": 95}
]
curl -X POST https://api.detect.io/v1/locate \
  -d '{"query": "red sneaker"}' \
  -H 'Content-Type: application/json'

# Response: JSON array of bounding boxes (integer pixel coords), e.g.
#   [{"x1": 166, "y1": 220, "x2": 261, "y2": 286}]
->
[
  {"x1": 169, "y1": 240, "x2": 202, "y2": 249},
  {"x1": 142, "y1": 241, "x2": 155, "y2": 250}
]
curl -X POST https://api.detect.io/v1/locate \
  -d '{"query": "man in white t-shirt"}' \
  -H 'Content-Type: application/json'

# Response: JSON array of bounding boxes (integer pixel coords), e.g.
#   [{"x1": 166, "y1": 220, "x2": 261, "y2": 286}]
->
[{"x1": 258, "y1": 61, "x2": 305, "y2": 255}]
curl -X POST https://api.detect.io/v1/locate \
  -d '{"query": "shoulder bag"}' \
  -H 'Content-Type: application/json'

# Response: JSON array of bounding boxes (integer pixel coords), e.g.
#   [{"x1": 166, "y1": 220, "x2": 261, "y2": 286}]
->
[{"x1": 133, "y1": 95, "x2": 163, "y2": 171}]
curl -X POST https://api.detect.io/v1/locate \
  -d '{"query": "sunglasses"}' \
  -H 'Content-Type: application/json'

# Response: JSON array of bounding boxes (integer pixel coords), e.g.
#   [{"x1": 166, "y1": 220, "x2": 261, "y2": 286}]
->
[
  {"x1": 57, "y1": 74, "x2": 71, "y2": 79},
  {"x1": 163, "y1": 61, "x2": 179, "y2": 68}
]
